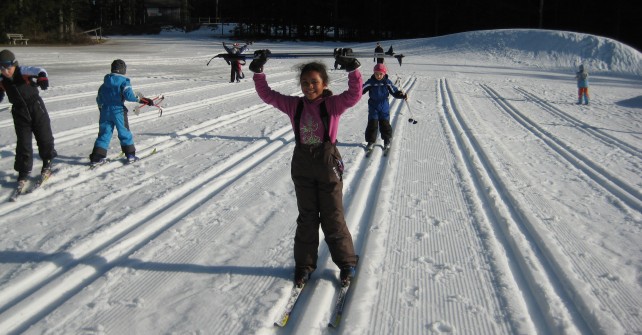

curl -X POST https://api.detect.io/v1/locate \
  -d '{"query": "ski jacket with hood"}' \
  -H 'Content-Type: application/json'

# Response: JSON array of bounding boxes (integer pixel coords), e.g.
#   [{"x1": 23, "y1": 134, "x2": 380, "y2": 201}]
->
[
  {"x1": 362, "y1": 74, "x2": 404, "y2": 119},
  {"x1": 576, "y1": 65, "x2": 589, "y2": 88},
  {"x1": 96, "y1": 73, "x2": 139, "y2": 113}
]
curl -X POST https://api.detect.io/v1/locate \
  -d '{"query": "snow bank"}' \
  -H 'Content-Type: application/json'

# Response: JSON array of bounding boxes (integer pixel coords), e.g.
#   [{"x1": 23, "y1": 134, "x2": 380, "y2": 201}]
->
[{"x1": 387, "y1": 29, "x2": 642, "y2": 76}]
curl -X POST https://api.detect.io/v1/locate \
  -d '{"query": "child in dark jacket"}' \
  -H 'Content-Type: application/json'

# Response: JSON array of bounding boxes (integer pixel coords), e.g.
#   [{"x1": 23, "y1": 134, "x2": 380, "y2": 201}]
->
[
  {"x1": 250, "y1": 49, "x2": 361, "y2": 287},
  {"x1": 89, "y1": 59, "x2": 153, "y2": 165},
  {"x1": 362, "y1": 63, "x2": 407, "y2": 151},
  {"x1": 223, "y1": 42, "x2": 249, "y2": 83},
  {"x1": 0, "y1": 49, "x2": 57, "y2": 183}
]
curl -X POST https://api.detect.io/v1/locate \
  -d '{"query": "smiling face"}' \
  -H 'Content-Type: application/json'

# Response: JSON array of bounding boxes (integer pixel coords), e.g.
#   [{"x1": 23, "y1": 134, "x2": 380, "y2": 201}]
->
[{"x1": 300, "y1": 70, "x2": 327, "y2": 101}]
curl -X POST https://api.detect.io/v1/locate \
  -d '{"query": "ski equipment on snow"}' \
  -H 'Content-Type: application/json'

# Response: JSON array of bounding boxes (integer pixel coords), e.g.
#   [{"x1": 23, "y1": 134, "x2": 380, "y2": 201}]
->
[
  {"x1": 365, "y1": 142, "x2": 376, "y2": 157},
  {"x1": 328, "y1": 256, "x2": 359, "y2": 328},
  {"x1": 9, "y1": 180, "x2": 26, "y2": 202},
  {"x1": 274, "y1": 284, "x2": 305, "y2": 327},
  {"x1": 383, "y1": 141, "x2": 392, "y2": 156},
  {"x1": 89, "y1": 148, "x2": 157, "y2": 170},
  {"x1": 212, "y1": 46, "x2": 405, "y2": 66},
  {"x1": 28, "y1": 169, "x2": 53, "y2": 194},
  {"x1": 406, "y1": 100, "x2": 418, "y2": 124}
]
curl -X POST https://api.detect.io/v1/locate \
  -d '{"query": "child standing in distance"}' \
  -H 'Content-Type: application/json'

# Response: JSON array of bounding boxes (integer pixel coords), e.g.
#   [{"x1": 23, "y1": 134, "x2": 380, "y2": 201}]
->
[
  {"x1": 362, "y1": 63, "x2": 407, "y2": 151},
  {"x1": 249, "y1": 49, "x2": 361, "y2": 287},
  {"x1": 0, "y1": 49, "x2": 57, "y2": 184},
  {"x1": 223, "y1": 42, "x2": 249, "y2": 83},
  {"x1": 576, "y1": 64, "x2": 589, "y2": 105},
  {"x1": 89, "y1": 59, "x2": 154, "y2": 165},
  {"x1": 374, "y1": 42, "x2": 384, "y2": 64}
]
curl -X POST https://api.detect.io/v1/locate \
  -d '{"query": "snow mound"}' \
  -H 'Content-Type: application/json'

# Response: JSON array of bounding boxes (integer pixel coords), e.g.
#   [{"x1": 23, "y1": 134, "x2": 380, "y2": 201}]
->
[{"x1": 396, "y1": 29, "x2": 642, "y2": 76}]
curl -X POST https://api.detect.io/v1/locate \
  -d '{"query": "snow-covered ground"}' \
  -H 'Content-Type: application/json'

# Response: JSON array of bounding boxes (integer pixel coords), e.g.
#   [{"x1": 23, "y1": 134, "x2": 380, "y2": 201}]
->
[{"x1": 0, "y1": 28, "x2": 640, "y2": 334}]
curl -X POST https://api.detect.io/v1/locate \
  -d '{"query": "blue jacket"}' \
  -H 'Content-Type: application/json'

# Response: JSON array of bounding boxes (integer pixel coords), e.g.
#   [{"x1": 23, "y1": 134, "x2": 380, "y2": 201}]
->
[
  {"x1": 96, "y1": 73, "x2": 139, "y2": 112},
  {"x1": 576, "y1": 65, "x2": 589, "y2": 88},
  {"x1": 362, "y1": 74, "x2": 405, "y2": 120}
]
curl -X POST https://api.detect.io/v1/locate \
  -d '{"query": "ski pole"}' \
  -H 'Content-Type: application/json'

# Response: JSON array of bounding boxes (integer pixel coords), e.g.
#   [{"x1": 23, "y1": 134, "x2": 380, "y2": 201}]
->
[
  {"x1": 406, "y1": 100, "x2": 417, "y2": 124},
  {"x1": 206, "y1": 54, "x2": 218, "y2": 66}
]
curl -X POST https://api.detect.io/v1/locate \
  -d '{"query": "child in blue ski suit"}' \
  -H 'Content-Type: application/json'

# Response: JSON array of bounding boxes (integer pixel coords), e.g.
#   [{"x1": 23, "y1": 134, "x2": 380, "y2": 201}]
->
[
  {"x1": 89, "y1": 59, "x2": 153, "y2": 164},
  {"x1": 576, "y1": 64, "x2": 589, "y2": 105},
  {"x1": 362, "y1": 63, "x2": 407, "y2": 150}
]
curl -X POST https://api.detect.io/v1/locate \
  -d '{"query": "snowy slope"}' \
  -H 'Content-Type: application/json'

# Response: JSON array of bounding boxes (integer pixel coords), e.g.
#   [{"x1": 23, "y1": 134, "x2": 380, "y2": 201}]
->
[{"x1": 0, "y1": 29, "x2": 640, "y2": 334}]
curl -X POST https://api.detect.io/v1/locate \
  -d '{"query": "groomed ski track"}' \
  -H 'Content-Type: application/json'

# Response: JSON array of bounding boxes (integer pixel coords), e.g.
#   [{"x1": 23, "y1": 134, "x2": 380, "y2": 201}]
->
[{"x1": 0, "y1": 37, "x2": 640, "y2": 334}]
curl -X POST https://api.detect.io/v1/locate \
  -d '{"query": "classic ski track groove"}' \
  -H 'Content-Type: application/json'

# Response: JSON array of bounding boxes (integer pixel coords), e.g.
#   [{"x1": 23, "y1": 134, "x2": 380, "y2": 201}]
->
[
  {"x1": 436, "y1": 79, "x2": 580, "y2": 334},
  {"x1": 480, "y1": 84, "x2": 642, "y2": 212},
  {"x1": 478, "y1": 82, "x2": 642, "y2": 333},
  {"x1": 514, "y1": 87, "x2": 642, "y2": 158}
]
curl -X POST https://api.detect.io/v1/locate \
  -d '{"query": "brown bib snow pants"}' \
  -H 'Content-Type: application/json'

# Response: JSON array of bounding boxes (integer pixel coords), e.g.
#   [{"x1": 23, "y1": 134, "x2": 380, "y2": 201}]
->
[{"x1": 291, "y1": 142, "x2": 358, "y2": 273}]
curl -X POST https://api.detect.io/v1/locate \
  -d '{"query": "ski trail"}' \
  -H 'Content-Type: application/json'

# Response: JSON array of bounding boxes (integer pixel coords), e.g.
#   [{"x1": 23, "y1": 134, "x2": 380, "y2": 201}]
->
[
  {"x1": 515, "y1": 87, "x2": 642, "y2": 158},
  {"x1": 0, "y1": 121, "x2": 297, "y2": 333},
  {"x1": 0, "y1": 102, "x2": 273, "y2": 214},
  {"x1": 439, "y1": 78, "x2": 593, "y2": 334},
  {"x1": 477, "y1": 82, "x2": 642, "y2": 334},
  {"x1": 481, "y1": 84, "x2": 642, "y2": 213}
]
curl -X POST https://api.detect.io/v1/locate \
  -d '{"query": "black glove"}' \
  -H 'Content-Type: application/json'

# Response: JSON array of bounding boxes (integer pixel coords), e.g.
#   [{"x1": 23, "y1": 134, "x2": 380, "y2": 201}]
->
[
  {"x1": 140, "y1": 97, "x2": 154, "y2": 106},
  {"x1": 0, "y1": 90, "x2": 4, "y2": 103},
  {"x1": 37, "y1": 72, "x2": 49, "y2": 90},
  {"x1": 249, "y1": 49, "x2": 271, "y2": 73},
  {"x1": 335, "y1": 48, "x2": 361, "y2": 72}
]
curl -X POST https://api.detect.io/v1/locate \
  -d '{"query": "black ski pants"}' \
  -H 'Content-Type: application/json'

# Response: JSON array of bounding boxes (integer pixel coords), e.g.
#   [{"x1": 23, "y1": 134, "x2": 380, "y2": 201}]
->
[
  {"x1": 365, "y1": 119, "x2": 392, "y2": 143},
  {"x1": 290, "y1": 142, "x2": 357, "y2": 273},
  {"x1": 11, "y1": 97, "x2": 57, "y2": 174}
]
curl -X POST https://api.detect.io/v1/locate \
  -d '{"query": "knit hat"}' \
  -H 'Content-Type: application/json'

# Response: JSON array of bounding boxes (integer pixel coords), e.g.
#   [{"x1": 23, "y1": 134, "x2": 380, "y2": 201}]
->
[
  {"x1": 0, "y1": 49, "x2": 17, "y2": 67},
  {"x1": 373, "y1": 63, "x2": 387, "y2": 74},
  {"x1": 111, "y1": 59, "x2": 127, "y2": 75}
]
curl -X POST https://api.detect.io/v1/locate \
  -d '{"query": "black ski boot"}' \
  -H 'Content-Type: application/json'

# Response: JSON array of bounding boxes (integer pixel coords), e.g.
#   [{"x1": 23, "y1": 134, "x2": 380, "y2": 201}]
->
[
  {"x1": 294, "y1": 268, "x2": 311, "y2": 288},
  {"x1": 340, "y1": 266, "x2": 356, "y2": 287}
]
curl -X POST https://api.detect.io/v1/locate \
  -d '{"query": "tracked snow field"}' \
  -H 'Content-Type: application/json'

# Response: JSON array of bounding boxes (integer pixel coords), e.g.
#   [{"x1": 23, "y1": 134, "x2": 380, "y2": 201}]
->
[{"x1": 0, "y1": 29, "x2": 640, "y2": 334}]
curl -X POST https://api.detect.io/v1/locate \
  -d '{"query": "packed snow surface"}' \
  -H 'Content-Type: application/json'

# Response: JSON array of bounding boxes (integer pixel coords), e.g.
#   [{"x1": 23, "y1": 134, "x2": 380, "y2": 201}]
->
[{"x1": 0, "y1": 28, "x2": 640, "y2": 334}]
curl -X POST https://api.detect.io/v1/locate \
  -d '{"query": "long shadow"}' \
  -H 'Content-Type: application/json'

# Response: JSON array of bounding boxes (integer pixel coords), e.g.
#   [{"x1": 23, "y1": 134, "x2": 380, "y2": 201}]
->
[
  {"x1": 616, "y1": 96, "x2": 642, "y2": 109},
  {"x1": 0, "y1": 248, "x2": 293, "y2": 332},
  {"x1": 123, "y1": 258, "x2": 292, "y2": 280}
]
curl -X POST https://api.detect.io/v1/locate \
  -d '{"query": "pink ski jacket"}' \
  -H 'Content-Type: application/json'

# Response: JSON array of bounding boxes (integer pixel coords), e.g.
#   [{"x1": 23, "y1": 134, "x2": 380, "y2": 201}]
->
[{"x1": 253, "y1": 70, "x2": 363, "y2": 145}]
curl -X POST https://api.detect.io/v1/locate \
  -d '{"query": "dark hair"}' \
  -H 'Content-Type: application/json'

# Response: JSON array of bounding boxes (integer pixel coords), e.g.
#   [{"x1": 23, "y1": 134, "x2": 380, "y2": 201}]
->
[{"x1": 296, "y1": 62, "x2": 333, "y2": 97}]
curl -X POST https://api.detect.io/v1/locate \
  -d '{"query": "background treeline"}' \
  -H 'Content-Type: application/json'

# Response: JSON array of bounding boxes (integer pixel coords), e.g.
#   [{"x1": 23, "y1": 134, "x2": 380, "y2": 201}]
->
[{"x1": 0, "y1": 0, "x2": 639, "y2": 51}]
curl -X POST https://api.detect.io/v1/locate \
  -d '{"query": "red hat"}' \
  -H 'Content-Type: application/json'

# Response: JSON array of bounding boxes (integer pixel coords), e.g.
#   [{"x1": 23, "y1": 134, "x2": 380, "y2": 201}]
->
[{"x1": 373, "y1": 63, "x2": 387, "y2": 74}]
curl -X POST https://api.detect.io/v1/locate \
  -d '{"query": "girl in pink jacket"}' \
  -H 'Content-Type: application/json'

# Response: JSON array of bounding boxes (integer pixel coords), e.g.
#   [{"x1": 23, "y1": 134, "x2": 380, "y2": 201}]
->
[{"x1": 250, "y1": 49, "x2": 361, "y2": 287}]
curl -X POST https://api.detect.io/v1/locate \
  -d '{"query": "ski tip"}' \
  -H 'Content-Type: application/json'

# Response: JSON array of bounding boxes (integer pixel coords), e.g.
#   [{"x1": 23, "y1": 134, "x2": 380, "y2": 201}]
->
[
  {"x1": 328, "y1": 316, "x2": 341, "y2": 328},
  {"x1": 274, "y1": 316, "x2": 289, "y2": 327}
]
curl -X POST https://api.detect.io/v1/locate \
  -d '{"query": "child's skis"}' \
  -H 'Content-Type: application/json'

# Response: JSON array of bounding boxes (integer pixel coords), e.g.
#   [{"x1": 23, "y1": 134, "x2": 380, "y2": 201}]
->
[
  {"x1": 89, "y1": 148, "x2": 157, "y2": 170},
  {"x1": 8, "y1": 169, "x2": 54, "y2": 201},
  {"x1": 8, "y1": 180, "x2": 26, "y2": 202},
  {"x1": 274, "y1": 283, "x2": 306, "y2": 327}
]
